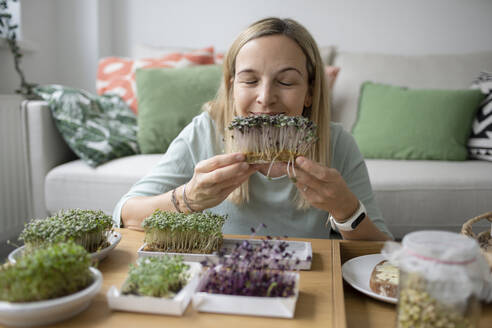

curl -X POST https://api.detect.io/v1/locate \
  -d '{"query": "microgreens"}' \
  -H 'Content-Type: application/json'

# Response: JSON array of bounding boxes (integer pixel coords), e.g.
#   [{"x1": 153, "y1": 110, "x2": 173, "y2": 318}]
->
[
  {"x1": 0, "y1": 241, "x2": 93, "y2": 302},
  {"x1": 199, "y1": 224, "x2": 302, "y2": 297},
  {"x1": 121, "y1": 255, "x2": 190, "y2": 298},
  {"x1": 227, "y1": 114, "x2": 318, "y2": 179},
  {"x1": 19, "y1": 209, "x2": 113, "y2": 253},
  {"x1": 142, "y1": 210, "x2": 227, "y2": 254}
]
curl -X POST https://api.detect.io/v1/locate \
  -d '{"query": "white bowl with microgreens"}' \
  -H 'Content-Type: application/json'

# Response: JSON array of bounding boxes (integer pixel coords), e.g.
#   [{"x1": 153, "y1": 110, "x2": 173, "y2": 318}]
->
[
  {"x1": 0, "y1": 242, "x2": 102, "y2": 327},
  {"x1": 9, "y1": 209, "x2": 120, "y2": 264},
  {"x1": 137, "y1": 210, "x2": 312, "y2": 270},
  {"x1": 107, "y1": 256, "x2": 202, "y2": 316},
  {"x1": 9, "y1": 231, "x2": 121, "y2": 264}
]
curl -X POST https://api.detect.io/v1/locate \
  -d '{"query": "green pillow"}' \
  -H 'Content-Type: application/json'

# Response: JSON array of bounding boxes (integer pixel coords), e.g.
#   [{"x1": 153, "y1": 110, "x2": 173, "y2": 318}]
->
[
  {"x1": 34, "y1": 85, "x2": 139, "y2": 167},
  {"x1": 352, "y1": 82, "x2": 485, "y2": 161},
  {"x1": 136, "y1": 65, "x2": 222, "y2": 154}
]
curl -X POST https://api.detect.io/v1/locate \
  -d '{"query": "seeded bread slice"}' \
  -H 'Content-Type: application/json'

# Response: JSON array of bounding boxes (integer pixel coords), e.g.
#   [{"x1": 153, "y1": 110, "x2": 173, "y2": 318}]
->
[{"x1": 369, "y1": 260, "x2": 399, "y2": 298}]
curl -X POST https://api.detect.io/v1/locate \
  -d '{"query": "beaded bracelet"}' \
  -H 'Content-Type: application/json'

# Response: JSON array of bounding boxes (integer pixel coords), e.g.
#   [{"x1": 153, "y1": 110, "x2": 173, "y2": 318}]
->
[
  {"x1": 171, "y1": 188, "x2": 182, "y2": 213},
  {"x1": 182, "y1": 183, "x2": 198, "y2": 213}
]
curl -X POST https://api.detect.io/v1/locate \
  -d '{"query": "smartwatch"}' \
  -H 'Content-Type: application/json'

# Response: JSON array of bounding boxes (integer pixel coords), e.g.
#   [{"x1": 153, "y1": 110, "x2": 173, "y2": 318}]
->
[{"x1": 328, "y1": 200, "x2": 367, "y2": 231}]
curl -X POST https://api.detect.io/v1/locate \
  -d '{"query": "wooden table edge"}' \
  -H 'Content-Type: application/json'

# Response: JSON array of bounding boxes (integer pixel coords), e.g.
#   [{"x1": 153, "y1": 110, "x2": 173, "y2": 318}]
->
[{"x1": 332, "y1": 240, "x2": 347, "y2": 328}]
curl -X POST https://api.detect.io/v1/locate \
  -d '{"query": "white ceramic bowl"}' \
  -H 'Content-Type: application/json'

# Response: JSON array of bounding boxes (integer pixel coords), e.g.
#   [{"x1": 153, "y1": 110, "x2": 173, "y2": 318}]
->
[
  {"x1": 8, "y1": 231, "x2": 122, "y2": 264},
  {"x1": 0, "y1": 267, "x2": 102, "y2": 327}
]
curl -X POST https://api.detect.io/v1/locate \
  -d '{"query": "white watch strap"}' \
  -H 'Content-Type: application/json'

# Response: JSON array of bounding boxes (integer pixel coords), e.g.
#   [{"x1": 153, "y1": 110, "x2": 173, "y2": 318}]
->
[{"x1": 328, "y1": 200, "x2": 367, "y2": 232}]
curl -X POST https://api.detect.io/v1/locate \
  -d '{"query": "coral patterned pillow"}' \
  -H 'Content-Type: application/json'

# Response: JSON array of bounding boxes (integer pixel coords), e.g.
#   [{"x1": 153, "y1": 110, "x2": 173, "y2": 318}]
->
[{"x1": 96, "y1": 47, "x2": 215, "y2": 114}]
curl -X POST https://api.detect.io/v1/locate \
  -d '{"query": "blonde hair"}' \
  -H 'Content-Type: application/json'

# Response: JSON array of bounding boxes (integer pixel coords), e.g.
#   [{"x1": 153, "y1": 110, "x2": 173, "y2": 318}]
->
[{"x1": 205, "y1": 17, "x2": 330, "y2": 209}]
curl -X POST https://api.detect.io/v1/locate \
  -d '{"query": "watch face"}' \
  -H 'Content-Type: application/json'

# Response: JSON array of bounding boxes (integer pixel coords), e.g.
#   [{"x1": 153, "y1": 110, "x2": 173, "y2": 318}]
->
[{"x1": 350, "y1": 213, "x2": 366, "y2": 229}]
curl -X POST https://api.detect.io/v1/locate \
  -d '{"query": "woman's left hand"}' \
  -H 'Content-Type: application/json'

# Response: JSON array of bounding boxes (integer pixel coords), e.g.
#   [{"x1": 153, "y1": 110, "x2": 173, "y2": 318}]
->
[{"x1": 294, "y1": 156, "x2": 359, "y2": 221}]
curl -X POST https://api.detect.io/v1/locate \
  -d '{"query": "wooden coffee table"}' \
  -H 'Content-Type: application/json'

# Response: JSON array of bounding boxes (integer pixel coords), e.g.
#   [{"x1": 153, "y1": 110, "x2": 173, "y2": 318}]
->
[{"x1": 2, "y1": 229, "x2": 490, "y2": 327}]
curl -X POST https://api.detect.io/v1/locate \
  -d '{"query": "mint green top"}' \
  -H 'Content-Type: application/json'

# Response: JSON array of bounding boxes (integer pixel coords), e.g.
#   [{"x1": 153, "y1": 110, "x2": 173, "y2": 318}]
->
[{"x1": 113, "y1": 112, "x2": 392, "y2": 239}]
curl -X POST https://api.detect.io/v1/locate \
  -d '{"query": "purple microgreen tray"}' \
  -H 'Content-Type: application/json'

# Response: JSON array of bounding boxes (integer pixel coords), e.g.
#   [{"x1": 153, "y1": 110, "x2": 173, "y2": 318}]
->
[
  {"x1": 192, "y1": 268, "x2": 300, "y2": 318},
  {"x1": 137, "y1": 238, "x2": 312, "y2": 270}
]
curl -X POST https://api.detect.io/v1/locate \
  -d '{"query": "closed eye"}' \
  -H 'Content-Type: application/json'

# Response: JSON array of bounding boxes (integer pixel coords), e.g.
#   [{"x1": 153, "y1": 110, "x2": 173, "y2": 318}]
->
[
  {"x1": 242, "y1": 80, "x2": 258, "y2": 85},
  {"x1": 278, "y1": 81, "x2": 293, "y2": 86}
]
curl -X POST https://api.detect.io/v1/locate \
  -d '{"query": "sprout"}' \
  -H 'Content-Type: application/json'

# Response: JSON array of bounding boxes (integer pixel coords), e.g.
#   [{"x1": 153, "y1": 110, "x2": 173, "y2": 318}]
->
[
  {"x1": 0, "y1": 242, "x2": 93, "y2": 302},
  {"x1": 227, "y1": 114, "x2": 318, "y2": 179},
  {"x1": 19, "y1": 209, "x2": 113, "y2": 253},
  {"x1": 121, "y1": 255, "x2": 190, "y2": 298},
  {"x1": 142, "y1": 210, "x2": 227, "y2": 254},
  {"x1": 199, "y1": 226, "x2": 298, "y2": 298}
]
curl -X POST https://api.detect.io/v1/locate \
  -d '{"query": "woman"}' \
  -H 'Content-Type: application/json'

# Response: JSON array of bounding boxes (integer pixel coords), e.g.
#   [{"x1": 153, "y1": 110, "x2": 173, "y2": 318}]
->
[{"x1": 113, "y1": 17, "x2": 392, "y2": 241}]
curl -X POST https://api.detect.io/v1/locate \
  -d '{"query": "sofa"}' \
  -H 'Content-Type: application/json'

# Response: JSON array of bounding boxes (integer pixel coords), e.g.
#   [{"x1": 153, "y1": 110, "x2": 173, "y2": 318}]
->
[{"x1": 21, "y1": 49, "x2": 492, "y2": 239}]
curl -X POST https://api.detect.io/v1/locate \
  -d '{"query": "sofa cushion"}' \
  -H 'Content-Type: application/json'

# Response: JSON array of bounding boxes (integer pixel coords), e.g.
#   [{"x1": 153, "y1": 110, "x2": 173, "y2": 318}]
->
[
  {"x1": 366, "y1": 159, "x2": 492, "y2": 238},
  {"x1": 352, "y1": 82, "x2": 484, "y2": 160},
  {"x1": 332, "y1": 51, "x2": 492, "y2": 131},
  {"x1": 136, "y1": 64, "x2": 222, "y2": 154},
  {"x1": 96, "y1": 47, "x2": 216, "y2": 114},
  {"x1": 468, "y1": 72, "x2": 492, "y2": 161},
  {"x1": 34, "y1": 85, "x2": 140, "y2": 167},
  {"x1": 45, "y1": 155, "x2": 161, "y2": 216}
]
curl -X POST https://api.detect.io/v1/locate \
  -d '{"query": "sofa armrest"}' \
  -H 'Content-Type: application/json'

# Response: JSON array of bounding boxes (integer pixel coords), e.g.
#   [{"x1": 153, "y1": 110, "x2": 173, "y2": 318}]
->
[{"x1": 21, "y1": 100, "x2": 76, "y2": 219}]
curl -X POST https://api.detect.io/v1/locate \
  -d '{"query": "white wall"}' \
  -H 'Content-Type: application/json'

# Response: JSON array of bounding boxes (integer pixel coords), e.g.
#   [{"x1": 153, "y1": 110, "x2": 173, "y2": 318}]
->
[{"x1": 1, "y1": 0, "x2": 492, "y2": 94}]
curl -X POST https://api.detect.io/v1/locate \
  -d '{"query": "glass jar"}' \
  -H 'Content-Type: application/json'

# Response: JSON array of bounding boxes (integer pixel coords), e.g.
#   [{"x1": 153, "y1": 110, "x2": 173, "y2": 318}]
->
[{"x1": 383, "y1": 231, "x2": 489, "y2": 328}]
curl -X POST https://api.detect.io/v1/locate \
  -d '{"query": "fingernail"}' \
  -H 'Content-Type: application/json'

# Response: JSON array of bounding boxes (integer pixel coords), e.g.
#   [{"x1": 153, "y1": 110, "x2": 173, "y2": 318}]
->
[
  {"x1": 236, "y1": 153, "x2": 245, "y2": 161},
  {"x1": 240, "y1": 162, "x2": 249, "y2": 170},
  {"x1": 296, "y1": 157, "x2": 305, "y2": 165}
]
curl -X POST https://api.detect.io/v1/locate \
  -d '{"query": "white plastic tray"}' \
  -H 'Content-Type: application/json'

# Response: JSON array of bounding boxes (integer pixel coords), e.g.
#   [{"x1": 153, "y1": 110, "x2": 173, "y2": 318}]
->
[
  {"x1": 192, "y1": 270, "x2": 300, "y2": 318},
  {"x1": 106, "y1": 262, "x2": 202, "y2": 316},
  {"x1": 137, "y1": 238, "x2": 312, "y2": 270}
]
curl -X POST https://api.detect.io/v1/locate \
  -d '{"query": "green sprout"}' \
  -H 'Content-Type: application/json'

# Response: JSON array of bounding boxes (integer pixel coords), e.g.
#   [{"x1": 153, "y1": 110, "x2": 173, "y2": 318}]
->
[
  {"x1": 142, "y1": 210, "x2": 226, "y2": 254},
  {"x1": 121, "y1": 255, "x2": 190, "y2": 298},
  {"x1": 227, "y1": 114, "x2": 318, "y2": 179},
  {"x1": 0, "y1": 241, "x2": 93, "y2": 302},
  {"x1": 19, "y1": 209, "x2": 113, "y2": 253}
]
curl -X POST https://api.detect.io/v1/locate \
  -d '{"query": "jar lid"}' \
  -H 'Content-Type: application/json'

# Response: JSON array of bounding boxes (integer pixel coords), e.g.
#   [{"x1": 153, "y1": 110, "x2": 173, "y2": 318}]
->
[{"x1": 402, "y1": 230, "x2": 479, "y2": 263}]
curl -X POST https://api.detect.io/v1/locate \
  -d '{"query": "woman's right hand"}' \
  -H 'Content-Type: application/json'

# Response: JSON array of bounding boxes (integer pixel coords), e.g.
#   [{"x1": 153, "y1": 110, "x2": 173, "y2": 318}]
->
[{"x1": 184, "y1": 153, "x2": 257, "y2": 211}]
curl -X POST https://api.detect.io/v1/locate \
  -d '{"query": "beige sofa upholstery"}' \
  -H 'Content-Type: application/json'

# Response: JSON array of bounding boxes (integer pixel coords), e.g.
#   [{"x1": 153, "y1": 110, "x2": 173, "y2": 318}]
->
[{"x1": 22, "y1": 50, "x2": 492, "y2": 238}]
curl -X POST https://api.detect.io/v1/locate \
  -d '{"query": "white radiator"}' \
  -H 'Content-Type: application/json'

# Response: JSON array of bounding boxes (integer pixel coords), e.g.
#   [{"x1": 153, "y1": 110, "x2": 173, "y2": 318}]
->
[{"x1": 0, "y1": 95, "x2": 30, "y2": 246}]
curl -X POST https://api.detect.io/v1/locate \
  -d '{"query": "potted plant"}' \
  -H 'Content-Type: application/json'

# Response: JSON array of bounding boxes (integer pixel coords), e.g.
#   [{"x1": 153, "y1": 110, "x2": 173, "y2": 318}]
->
[
  {"x1": 0, "y1": 0, "x2": 36, "y2": 98},
  {"x1": 106, "y1": 255, "x2": 202, "y2": 316},
  {"x1": 0, "y1": 242, "x2": 102, "y2": 327}
]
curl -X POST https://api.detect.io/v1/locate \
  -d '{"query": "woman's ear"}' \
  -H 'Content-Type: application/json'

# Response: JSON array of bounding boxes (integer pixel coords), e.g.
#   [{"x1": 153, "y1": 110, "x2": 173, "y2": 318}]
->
[{"x1": 304, "y1": 91, "x2": 312, "y2": 108}]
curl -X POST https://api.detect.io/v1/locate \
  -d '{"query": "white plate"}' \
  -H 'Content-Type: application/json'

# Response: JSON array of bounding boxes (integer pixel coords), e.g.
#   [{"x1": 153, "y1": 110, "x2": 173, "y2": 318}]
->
[
  {"x1": 0, "y1": 267, "x2": 102, "y2": 327},
  {"x1": 106, "y1": 262, "x2": 202, "y2": 316},
  {"x1": 137, "y1": 238, "x2": 312, "y2": 270},
  {"x1": 192, "y1": 270, "x2": 299, "y2": 318},
  {"x1": 8, "y1": 231, "x2": 122, "y2": 264},
  {"x1": 341, "y1": 253, "x2": 397, "y2": 304}
]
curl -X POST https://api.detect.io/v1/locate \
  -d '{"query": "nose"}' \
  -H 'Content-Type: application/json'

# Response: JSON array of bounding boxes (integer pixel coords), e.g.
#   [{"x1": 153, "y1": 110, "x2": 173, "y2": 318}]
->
[{"x1": 256, "y1": 81, "x2": 276, "y2": 107}]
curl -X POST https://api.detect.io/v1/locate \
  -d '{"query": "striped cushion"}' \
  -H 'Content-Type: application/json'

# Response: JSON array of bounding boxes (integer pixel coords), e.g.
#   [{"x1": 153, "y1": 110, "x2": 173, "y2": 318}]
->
[
  {"x1": 468, "y1": 72, "x2": 492, "y2": 161},
  {"x1": 96, "y1": 47, "x2": 215, "y2": 114}
]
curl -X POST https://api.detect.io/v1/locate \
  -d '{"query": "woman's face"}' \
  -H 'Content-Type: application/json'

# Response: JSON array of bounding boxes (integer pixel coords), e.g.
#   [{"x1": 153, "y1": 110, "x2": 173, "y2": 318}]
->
[{"x1": 233, "y1": 35, "x2": 312, "y2": 117}]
